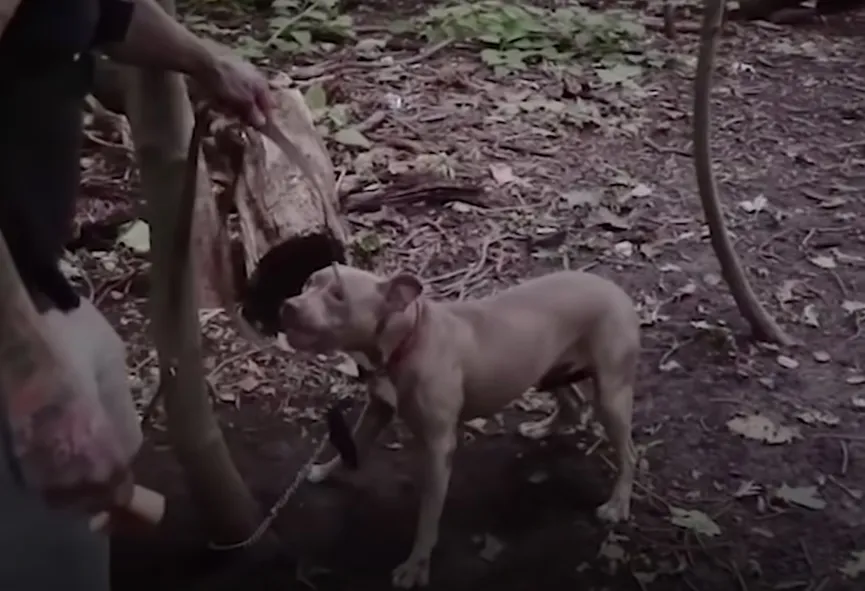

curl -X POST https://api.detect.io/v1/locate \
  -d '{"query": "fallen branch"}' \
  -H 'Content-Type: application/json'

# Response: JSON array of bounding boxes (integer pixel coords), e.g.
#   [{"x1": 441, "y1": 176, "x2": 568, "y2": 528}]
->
[{"x1": 342, "y1": 179, "x2": 486, "y2": 213}]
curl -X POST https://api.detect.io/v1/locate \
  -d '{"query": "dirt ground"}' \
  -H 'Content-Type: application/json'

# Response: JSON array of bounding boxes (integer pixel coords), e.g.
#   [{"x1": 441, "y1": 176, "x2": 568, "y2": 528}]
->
[{"x1": 73, "y1": 4, "x2": 865, "y2": 591}]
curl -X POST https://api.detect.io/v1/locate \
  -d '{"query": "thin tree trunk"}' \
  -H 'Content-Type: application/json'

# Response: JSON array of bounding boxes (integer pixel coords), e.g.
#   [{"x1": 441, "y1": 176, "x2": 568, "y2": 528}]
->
[
  {"x1": 693, "y1": 0, "x2": 793, "y2": 346},
  {"x1": 122, "y1": 1, "x2": 261, "y2": 542}
]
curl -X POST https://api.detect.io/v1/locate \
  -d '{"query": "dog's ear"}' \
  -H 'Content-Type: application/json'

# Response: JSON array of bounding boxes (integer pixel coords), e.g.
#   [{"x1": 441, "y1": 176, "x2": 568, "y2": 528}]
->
[{"x1": 379, "y1": 272, "x2": 423, "y2": 312}]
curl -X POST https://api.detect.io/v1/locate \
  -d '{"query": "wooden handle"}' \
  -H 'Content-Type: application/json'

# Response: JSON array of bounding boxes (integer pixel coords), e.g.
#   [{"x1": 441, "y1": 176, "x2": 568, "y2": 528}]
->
[{"x1": 89, "y1": 485, "x2": 166, "y2": 532}]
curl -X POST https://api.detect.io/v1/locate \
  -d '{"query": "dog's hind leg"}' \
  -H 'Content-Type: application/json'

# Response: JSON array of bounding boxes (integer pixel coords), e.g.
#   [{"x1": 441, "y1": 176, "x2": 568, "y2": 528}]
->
[{"x1": 592, "y1": 360, "x2": 637, "y2": 524}]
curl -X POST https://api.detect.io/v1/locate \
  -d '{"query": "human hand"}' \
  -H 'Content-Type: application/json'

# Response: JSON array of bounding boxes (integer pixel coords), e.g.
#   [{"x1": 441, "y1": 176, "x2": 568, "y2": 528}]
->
[
  {"x1": 197, "y1": 51, "x2": 274, "y2": 129},
  {"x1": 9, "y1": 387, "x2": 135, "y2": 515}
]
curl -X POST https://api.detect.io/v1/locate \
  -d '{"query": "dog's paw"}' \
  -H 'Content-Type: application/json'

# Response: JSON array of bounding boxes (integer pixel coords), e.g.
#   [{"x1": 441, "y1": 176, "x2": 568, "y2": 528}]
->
[
  {"x1": 391, "y1": 556, "x2": 430, "y2": 588},
  {"x1": 307, "y1": 463, "x2": 334, "y2": 484},
  {"x1": 595, "y1": 497, "x2": 630, "y2": 523}
]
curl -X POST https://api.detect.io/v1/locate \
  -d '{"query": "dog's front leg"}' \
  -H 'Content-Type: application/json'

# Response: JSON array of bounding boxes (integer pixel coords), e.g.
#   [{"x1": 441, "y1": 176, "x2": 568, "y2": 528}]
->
[
  {"x1": 391, "y1": 420, "x2": 458, "y2": 588},
  {"x1": 308, "y1": 395, "x2": 394, "y2": 483},
  {"x1": 594, "y1": 374, "x2": 636, "y2": 523}
]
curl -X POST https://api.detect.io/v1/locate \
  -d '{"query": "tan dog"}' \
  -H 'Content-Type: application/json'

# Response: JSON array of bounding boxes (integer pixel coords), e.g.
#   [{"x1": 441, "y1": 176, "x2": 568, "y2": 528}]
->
[{"x1": 280, "y1": 265, "x2": 640, "y2": 588}]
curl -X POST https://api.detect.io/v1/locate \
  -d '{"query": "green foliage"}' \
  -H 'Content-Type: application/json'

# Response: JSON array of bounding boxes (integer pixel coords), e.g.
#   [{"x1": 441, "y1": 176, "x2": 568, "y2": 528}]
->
[
  {"x1": 303, "y1": 83, "x2": 372, "y2": 149},
  {"x1": 266, "y1": 0, "x2": 354, "y2": 53},
  {"x1": 189, "y1": 0, "x2": 355, "y2": 59},
  {"x1": 409, "y1": 0, "x2": 645, "y2": 75}
]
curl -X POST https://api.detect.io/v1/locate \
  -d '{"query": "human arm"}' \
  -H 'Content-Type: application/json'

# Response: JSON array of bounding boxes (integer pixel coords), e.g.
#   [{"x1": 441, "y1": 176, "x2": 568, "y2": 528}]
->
[
  {"x1": 0, "y1": 228, "x2": 133, "y2": 513},
  {"x1": 96, "y1": 0, "x2": 273, "y2": 127},
  {"x1": 96, "y1": 0, "x2": 213, "y2": 77}
]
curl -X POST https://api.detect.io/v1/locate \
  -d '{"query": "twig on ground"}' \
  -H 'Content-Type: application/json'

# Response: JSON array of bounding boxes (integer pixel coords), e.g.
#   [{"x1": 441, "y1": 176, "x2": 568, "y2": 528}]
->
[
  {"x1": 799, "y1": 538, "x2": 814, "y2": 573},
  {"x1": 290, "y1": 39, "x2": 454, "y2": 80},
  {"x1": 812, "y1": 432, "x2": 865, "y2": 442},
  {"x1": 827, "y1": 474, "x2": 863, "y2": 500},
  {"x1": 645, "y1": 137, "x2": 692, "y2": 158},
  {"x1": 207, "y1": 348, "x2": 260, "y2": 381},
  {"x1": 457, "y1": 235, "x2": 497, "y2": 300},
  {"x1": 355, "y1": 110, "x2": 386, "y2": 133},
  {"x1": 840, "y1": 440, "x2": 849, "y2": 476}
]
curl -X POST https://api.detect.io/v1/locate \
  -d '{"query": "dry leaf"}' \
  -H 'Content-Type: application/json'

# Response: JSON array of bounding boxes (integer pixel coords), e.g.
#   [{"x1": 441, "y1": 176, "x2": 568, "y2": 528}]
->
[
  {"x1": 733, "y1": 480, "x2": 761, "y2": 498},
  {"x1": 659, "y1": 359, "x2": 682, "y2": 372},
  {"x1": 738, "y1": 195, "x2": 768, "y2": 213},
  {"x1": 776, "y1": 279, "x2": 800, "y2": 304},
  {"x1": 624, "y1": 183, "x2": 653, "y2": 201},
  {"x1": 832, "y1": 248, "x2": 865, "y2": 264},
  {"x1": 216, "y1": 389, "x2": 238, "y2": 403},
  {"x1": 562, "y1": 188, "x2": 602, "y2": 207},
  {"x1": 118, "y1": 220, "x2": 151, "y2": 254},
  {"x1": 669, "y1": 507, "x2": 721, "y2": 537},
  {"x1": 840, "y1": 550, "x2": 865, "y2": 579},
  {"x1": 237, "y1": 376, "x2": 260, "y2": 393},
  {"x1": 726, "y1": 413, "x2": 800, "y2": 444},
  {"x1": 465, "y1": 418, "x2": 488, "y2": 434},
  {"x1": 795, "y1": 409, "x2": 840, "y2": 426},
  {"x1": 332, "y1": 127, "x2": 371, "y2": 149},
  {"x1": 842, "y1": 300, "x2": 865, "y2": 314},
  {"x1": 846, "y1": 375, "x2": 865, "y2": 385},
  {"x1": 489, "y1": 163, "x2": 518, "y2": 185},
  {"x1": 809, "y1": 255, "x2": 836, "y2": 269},
  {"x1": 802, "y1": 304, "x2": 820, "y2": 327},
  {"x1": 774, "y1": 484, "x2": 826, "y2": 510},
  {"x1": 587, "y1": 206, "x2": 631, "y2": 230},
  {"x1": 776, "y1": 355, "x2": 799, "y2": 369},
  {"x1": 613, "y1": 241, "x2": 634, "y2": 257},
  {"x1": 334, "y1": 354, "x2": 360, "y2": 377},
  {"x1": 597, "y1": 531, "x2": 628, "y2": 573},
  {"x1": 751, "y1": 527, "x2": 775, "y2": 539},
  {"x1": 813, "y1": 350, "x2": 831, "y2": 363}
]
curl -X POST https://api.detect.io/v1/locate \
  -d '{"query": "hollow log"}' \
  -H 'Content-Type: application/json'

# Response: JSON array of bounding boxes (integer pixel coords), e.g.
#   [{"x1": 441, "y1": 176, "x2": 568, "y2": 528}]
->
[{"x1": 235, "y1": 86, "x2": 348, "y2": 335}]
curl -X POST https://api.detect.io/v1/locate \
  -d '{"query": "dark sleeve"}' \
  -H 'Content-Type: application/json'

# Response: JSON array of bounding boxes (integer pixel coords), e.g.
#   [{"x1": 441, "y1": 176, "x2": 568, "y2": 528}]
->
[{"x1": 91, "y1": 0, "x2": 135, "y2": 47}]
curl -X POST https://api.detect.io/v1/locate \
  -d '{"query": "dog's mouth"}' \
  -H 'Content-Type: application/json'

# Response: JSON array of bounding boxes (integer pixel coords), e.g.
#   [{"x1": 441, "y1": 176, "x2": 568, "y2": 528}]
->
[{"x1": 281, "y1": 326, "x2": 334, "y2": 353}]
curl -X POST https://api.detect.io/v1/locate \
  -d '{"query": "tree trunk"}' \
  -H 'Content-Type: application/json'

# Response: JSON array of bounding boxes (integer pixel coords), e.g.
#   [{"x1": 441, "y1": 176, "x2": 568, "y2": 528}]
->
[
  {"x1": 693, "y1": 0, "x2": 793, "y2": 346},
  {"x1": 91, "y1": 54, "x2": 225, "y2": 309},
  {"x1": 235, "y1": 87, "x2": 348, "y2": 336},
  {"x1": 122, "y1": 1, "x2": 261, "y2": 543}
]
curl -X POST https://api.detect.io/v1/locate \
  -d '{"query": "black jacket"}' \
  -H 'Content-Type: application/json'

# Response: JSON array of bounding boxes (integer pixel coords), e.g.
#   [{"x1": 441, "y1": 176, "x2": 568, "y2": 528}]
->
[
  {"x1": 0, "y1": 0, "x2": 134, "y2": 62},
  {"x1": 0, "y1": 0, "x2": 135, "y2": 312}
]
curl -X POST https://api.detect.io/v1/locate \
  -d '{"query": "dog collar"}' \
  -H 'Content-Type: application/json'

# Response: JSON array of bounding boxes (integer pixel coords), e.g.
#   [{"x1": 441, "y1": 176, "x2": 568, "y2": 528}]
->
[{"x1": 376, "y1": 299, "x2": 423, "y2": 372}]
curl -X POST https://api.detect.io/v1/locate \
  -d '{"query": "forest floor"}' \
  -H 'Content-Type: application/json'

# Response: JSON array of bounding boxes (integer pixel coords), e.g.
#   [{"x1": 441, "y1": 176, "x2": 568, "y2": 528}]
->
[{"x1": 72, "y1": 2, "x2": 865, "y2": 590}]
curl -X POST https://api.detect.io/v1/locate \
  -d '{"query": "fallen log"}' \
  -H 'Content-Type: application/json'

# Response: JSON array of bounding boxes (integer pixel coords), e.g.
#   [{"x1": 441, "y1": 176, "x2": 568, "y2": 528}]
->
[{"x1": 234, "y1": 84, "x2": 348, "y2": 336}]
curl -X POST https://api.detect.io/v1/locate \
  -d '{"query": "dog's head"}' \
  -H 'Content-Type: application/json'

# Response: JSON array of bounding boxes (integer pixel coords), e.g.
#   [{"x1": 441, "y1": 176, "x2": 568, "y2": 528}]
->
[{"x1": 280, "y1": 264, "x2": 423, "y2": 353}]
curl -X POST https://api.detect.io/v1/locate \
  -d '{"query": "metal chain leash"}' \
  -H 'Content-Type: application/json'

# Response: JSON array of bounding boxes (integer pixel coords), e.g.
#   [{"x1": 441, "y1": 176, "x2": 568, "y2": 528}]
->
[{"x1": 207, "y1": 435, "x2": 329, "y2": 551}]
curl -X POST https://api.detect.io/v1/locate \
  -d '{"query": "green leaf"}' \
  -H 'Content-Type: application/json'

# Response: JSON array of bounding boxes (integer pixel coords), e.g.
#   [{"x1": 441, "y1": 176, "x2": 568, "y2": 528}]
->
[
  {"x1": 291, "y1": 29, "x2": 313, "y2": 47},
  {"x1": 480, "y1": 48, "x2": 505, "y2": 66},
  {"x1": 303, "y1": 84, "x2": 328, "y2": 112},
  {"x1": 332, "y1": 127, "x2": 371, "y2": 149},
  {"x1": 596, "y1": 63, "x2": 642, "y2": 85}
]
